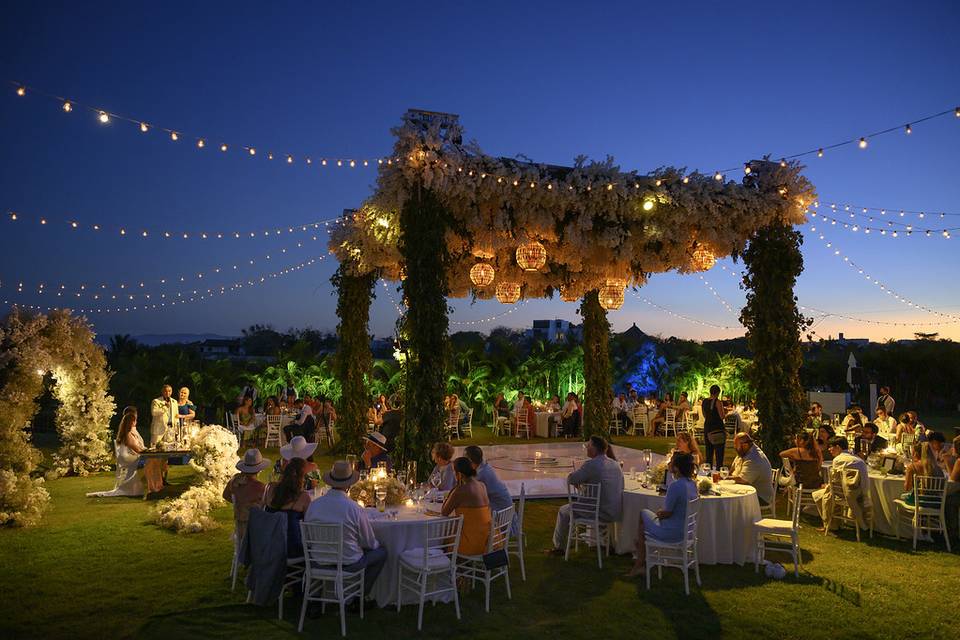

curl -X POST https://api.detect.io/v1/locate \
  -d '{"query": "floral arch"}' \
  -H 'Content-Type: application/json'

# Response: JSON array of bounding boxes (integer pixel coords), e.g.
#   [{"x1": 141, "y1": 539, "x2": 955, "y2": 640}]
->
[
  {"x1": 0, "y1": 308, "x2": 115, "y2": 526},
  {"x1": 329, "y1": 111, "x2": 816, "y2": 474}
]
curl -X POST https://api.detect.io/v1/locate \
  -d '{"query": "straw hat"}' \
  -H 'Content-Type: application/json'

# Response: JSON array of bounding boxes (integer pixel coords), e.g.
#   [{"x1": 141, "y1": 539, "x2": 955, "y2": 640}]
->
[
  {"x1": 365, "y1": 431, "x2": 388, "y2": 451},
  {"x1": 280, "y1": 435, "x2": 318, "y2": 461},
  {"x1": 323, "y1": 460, "x2": 360, "y2": 489},
  {"x1": 236, "y1": 448, "x2": 271, "y2": 473}
]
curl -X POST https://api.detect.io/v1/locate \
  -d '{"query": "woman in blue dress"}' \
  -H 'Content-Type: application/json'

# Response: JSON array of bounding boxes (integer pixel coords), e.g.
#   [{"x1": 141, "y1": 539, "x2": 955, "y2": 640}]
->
[
  {"x1": 626, "y1": 451, "x2": 699, "y2": 577},
  {"x1": 177, "y1": 386, "x2": 197, "y2": 421}
]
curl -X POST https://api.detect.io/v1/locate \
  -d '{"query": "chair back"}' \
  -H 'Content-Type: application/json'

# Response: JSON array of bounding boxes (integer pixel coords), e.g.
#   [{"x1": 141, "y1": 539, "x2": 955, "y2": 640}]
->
[
  {"x1": 266, "y1": 414, "x2": 283, "y2": 429},
  {"x1": 683, "y1": 498, "x2": 700, "y2": 545},
  {"x1": 914, "y1": 475, "x2": 946, "y2": 511},
  {"x1": 516, "y1": 410, "x2": 529, "y2": 428},
  {"x1": 770, "y1": 467, "x2": 782, "y2": 496},
  {"x1": 780, "y1": 456, "x2": 794, "y2": 483},
  {"x1": 828, "y1": 468, "x2": 849, "y2": 507},
  {"x1": 488, "y1": 506, "x2": 515, "y2": 552},
  {"x1": 446, "y1": 409, "x2": 460, "y2": 428},
  {"x1": 466, "y1": 408, "x2": 474, "y2": 426},
  {"x1": 568, "y1": 482, "x2": 601, "y2": 522},
  {"x1": 515, "y1": 482, "x2": 526, "y2": 532},
  {"x1": 900, "y1": 432, "x2": 916, "y2": 449},
  {"x1": 666, "y1": 408, "x2": 676, "y2": 422},
  {"x1": 422, "y1": 515, "x2": 463, "y2": 567},
  {"x1": 724, "y1": 415, "x2": 739, "y2": 433},
  {"x1": 300, "y1": 521, "x2": 346, "y2": 573}
]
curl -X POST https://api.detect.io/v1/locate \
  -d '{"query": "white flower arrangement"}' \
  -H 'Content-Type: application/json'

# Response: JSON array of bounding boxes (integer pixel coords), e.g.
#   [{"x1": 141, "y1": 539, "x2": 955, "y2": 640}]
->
[
  {"x1": 698, "y1": 478, "x2": 713, "y2": 495},
  {"x1": 330, "y1": 115, "x2": 817, "y2": 300},
  {"x1": 649, "y1": 461, "x2": 669, "y2": 486},
  {"x1": 155, "y1": 425, "x2": 239, "y2": 533}
]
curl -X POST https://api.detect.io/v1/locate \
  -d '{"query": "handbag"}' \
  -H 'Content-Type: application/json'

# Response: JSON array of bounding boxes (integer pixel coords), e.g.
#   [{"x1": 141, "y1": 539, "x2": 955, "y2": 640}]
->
[
  {"x1": 707, "y1": 430, "x2": 727, "y2": 446},
  {"x1": 482, "y1": 548, "x2": 509, "y2": 569}
]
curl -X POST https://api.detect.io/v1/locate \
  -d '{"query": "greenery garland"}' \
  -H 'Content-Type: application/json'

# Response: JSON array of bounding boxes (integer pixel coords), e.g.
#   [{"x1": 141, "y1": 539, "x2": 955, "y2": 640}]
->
[
  {"x1": 739, "y1": 223, "x2": 810, "y2": 463},
  {"x1": 331, "y1": 265, "x2": 376, "y2": 455},
  {"x1": 580, "y1": 290, "x2": 612, "y2": 439},
  {"x1": 397, "y1": 186, "x2": 451, "y2": 480}
]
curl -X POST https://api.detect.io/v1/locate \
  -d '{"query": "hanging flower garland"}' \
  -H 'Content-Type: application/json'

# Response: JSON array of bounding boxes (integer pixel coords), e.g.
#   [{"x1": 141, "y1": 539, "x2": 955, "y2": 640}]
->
[{"x1": 330, "y1": 113, "x2": 816, "y2": 300}]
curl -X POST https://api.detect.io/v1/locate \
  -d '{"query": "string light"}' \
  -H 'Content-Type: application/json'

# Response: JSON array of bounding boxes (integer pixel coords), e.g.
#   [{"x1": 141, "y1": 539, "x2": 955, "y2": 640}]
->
[
  {"x1": 858, "y1": 137, "x2": 867, "y2": 149},
  {"x1": 697, "y1": 274, "x2": 739, "y2": 316},
  {"x1": 98, "y1": 111, "x2": 109, "y2": 124},
  {"x1": 808, "y1": 210, "x2": 957, "y2": 237},
  {"x1": 631, "y1": 293, "x2": 740, "y2": 330},
  {"x1": 815, "y1": 200, "x2": 960, "y2": 218},
  {"x1": 4, "y1": 209, "x2": 342, "y2": 240},
  {"x1": 62, "y1": 101, "x2": 72, "y2": 112},
  {"x1": 378, "y1": 279, "x2": 526, "y2": 326}
]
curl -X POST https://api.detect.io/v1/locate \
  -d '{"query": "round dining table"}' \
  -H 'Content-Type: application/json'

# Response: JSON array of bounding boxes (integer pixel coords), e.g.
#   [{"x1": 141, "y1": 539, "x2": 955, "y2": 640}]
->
[{"x1": 615, "y1": 478, "x2": 762, "y2": 565}]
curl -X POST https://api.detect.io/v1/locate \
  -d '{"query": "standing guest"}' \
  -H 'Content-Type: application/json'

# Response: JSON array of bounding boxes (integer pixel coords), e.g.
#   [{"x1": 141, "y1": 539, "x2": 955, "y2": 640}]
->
[
  {"x1": 545, "y1": 436, "x2": 623, "y2": 555},
  {"x1": 674, "y1": 431, "x2": 702, "y2": 467},
  {"x1": 729, "y1": 432, "x2": 774, "y2": 507},
  {"x1": 560, "y1": 392, "x2": 581, "y2": 438},
  {"x1": 441, "y1": 457, "x2": 492, "y2": 555},
  {"x1": 780, "y1": 431, "x2": 824, "y2": 490},
  {"x1": 264, "y1": 458, "x2": 311, "y2": 558},
  {"x1": 873, "y1": 407, "x2": 897, "y2": 438},
  {"x1": 279, "y1": 436, "x2": 319, "y2": 476},
  {"x1": 321, "y1": 400, "x2": 338, "y2": 428},
  {"x1": 926, "y1": 431, "x2": 955, "y2": 475},
  {"x1": 464, "y1": 445, "x2": 513, "y2": 515},
  {"x1": 358, "y1": 432, "x2": 392, "y2": 471},
  {"x1": 306, "y1": 461, "x2": 387, "y2": 599},
  {"x1": 86, "y1": 411, "x2": 146, "y2": 498},
  {"x1": 280, "y1": 383, "x2": 297, "y2": 404},
  {"x1": 177, "y1": 387, "x2": 196, "y2": 422},
  {"x1": 875, "y1": 386, "x2": 896, "y2": 419},
  {"x1": 813, "y1": 436, "x2": 871, "y2": 533},
  {"x1": 150, "y1": 384, "x2": 178, "y2": 447},
  {"x1": 428, "y1": 442, "x2": 457, "y2": 492},
  {"x1": 625, "y1": 451, "x2": 698, "y2": 577},
  {"x1": 222, "y1": 449, "x2": 270, "y2": 543},
  {"x1": 853, "y1": 423, "x2": 888, "y2": 457},
  {"x1": 701, "y1": 385, "x2": 728, "y2": 468},
  {"x1": 895, "y1": 412, "x2": 916, "y2": 444}
]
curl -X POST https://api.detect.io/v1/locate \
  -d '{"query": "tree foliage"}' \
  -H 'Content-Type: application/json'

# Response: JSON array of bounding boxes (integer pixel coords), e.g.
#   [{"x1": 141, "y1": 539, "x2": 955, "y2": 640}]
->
[
  {"x1": 740, "y1": 223, "x2": 810, "y2": 462},
  {"x1": 581, "y1": 290, "x2": 612, "y2": 439}
]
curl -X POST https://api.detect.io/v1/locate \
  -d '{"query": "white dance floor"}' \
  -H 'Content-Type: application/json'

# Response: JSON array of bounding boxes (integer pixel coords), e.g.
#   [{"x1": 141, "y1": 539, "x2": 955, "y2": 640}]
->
[{"x1": 455, "y1": 442, "x2": 664, "y2": 499}]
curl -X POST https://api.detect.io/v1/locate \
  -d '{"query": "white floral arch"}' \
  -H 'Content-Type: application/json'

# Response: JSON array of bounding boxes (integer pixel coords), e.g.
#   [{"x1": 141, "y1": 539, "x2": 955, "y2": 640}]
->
[{"x1": 0, "y1": 308, "x2": 115, "y2": 526}]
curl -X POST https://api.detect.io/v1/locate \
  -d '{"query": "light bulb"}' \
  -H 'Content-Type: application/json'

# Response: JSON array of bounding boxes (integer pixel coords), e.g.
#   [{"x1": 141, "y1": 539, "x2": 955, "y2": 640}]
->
[
  {"x1": 817, "y1": 148, "x2": 824, "y2": 157},
  {"x1": 858, "y1": 137, "x2": 867, "y2": 149},
  {"x1": 98, "y1": 111, "x2": 110, "y2": 123},
  {"x1": 350, "y1": 160, "x2": 356, "y2": 167},
  {"x1": 714, "y1": 171, "x2": 722, "y2": 181},
  {"x1": 337, "y1": 160, "x2": 343, "y2": 167},
  {"x1": 743, "y1": 164, "x2": 751, "y2": 175},
  {"x1": 220, "y1": 143, "x2": 227, "y2": 152},
  {"x1": 171, "y1": 131, "x2": 179, "y2": 141},
  {"x1": 197, "y1": 139, "x2": 204, "y2": 148},
  {"x1": 287, "y1": 155, "x2": 293, "y2": 164},
  {"x1": 779, "y1": 159, "x2": 787, "y2": 167},
  {"x1": 16, "y1": 86, "x2": 25, "y2": 96},
  {"x1": 642, "y1": 200, "x2": 655, "y2": 211},
  {"x1": 904, "y1": 124, "x2": 912, "y2": 134},
  {"x1": 682, "y1": 176, "x2": 689, "y2": 184},
  {"x1": 140, "y1": 122, "x2": 148, "y2": 132},
  {"x1": 249, "y1": 148, "x2": 256, "y2": 156},
  {"x1": 268, "y1": 153, "x2": 274, "y2": 160},
  {"x1": 62, "y1": 101, "x2": 72, "y2": 112}
]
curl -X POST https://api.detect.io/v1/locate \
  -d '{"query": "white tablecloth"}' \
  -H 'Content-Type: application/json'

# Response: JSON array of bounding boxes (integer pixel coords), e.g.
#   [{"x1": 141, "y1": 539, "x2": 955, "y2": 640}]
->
[
  {"x1": 534, "y1": 412, "x2": 559, "y2": 437},
  {"x1": 616, "y1": 479, "x2": 761, "y2": 565},
  {"x1": 366, "y1": 505, "x2": 454, "y2": 608}
]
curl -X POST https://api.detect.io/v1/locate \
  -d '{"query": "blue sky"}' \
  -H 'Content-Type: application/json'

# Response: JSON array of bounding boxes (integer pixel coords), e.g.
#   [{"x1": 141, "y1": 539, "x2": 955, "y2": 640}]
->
[{"x1": 1, "y1": 1, "x2": 958, "y2": 341}]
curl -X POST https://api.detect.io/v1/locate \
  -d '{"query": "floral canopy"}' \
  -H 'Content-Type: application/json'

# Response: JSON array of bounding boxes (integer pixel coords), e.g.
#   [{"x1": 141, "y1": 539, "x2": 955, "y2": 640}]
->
[{"x1": 329, "y1": 111, "x2": 816, "y2": 302}]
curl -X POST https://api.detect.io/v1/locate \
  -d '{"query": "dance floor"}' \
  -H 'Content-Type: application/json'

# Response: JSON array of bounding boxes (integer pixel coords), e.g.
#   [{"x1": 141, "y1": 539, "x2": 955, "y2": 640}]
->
[{"x1": 454, "y1": 442, "x2": 664, "y2": 499}]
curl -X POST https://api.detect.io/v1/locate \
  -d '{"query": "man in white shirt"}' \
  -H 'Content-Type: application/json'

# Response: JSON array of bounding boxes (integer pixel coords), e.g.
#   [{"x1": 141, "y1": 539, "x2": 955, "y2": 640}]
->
[
  {"x1": 813, "y1": 436, "x2": 871, "y2": 532},
  {"x1": 546, "y1": 436, "x2": 623, "y2": 553},
  {"x1": 150, "y1": 384, "x2": 178, "y2": 447},
  {"x1": 875, "y1": 386, "x2": 895, "y2": 419},
  {"x1": 305, "y1": 461, "x2": 386, "y2": 599},
  {"x1": 729, "y1": 433, "x2": 774, "y2": 506},
  {"x1": 872, "y1": 407, "x2": 897, "y2": 438}
]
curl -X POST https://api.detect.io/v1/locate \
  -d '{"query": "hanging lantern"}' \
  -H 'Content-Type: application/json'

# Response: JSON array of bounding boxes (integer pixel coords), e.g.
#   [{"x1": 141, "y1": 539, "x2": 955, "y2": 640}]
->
[
  {"x1": 559, "y1": 285, "x2": 580, "y2": 303},
  {"x1": 469, "y1": 262, "x2": 495, "y2": 287},
  {"x1": 689, "y1": 246, "x2": 716, "y2": 272},
  {"x1": 515, "y1": 239, "x2": 547, "y2": 271},
  {"x1": 599, "y1": 278, "x2": 626, "y2": 311},
  {"x1": 495, "y1": 281, "x2": 521, "y2": 304}
]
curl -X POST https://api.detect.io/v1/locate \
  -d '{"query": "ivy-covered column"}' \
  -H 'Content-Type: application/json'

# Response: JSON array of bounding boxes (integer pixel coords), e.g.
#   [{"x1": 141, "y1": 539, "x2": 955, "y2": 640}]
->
[
  {"x1": 581, "y1": 290, "x2": 612, "y2": 440},
  {"x1": 397, "y1": 186, "x2": 450, "y2": 480},
  {"x1": 740, "y1": 222, "x2": 809, "y2": 463},
  {"x1": 331, "y1": 266, "x2": 376, "y2": 454}
]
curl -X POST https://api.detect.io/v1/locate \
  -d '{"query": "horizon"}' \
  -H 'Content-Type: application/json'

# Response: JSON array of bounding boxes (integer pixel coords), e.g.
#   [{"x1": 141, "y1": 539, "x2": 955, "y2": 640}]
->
[{"x1": 2, "y1": 2, "x2": 958, "y2": 342}]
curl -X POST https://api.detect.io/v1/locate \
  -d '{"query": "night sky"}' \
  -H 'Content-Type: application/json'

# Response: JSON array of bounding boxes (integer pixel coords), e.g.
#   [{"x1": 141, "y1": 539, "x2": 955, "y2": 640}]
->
[{"x1": 2, "y1": 1, "x2": 958, "y2": 342}]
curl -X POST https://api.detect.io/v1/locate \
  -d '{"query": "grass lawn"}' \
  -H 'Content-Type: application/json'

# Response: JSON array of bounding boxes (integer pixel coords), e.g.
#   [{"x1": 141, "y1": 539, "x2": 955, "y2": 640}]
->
[{"x1": 1, "y1": 429, "x2": 956, "y2": 639}]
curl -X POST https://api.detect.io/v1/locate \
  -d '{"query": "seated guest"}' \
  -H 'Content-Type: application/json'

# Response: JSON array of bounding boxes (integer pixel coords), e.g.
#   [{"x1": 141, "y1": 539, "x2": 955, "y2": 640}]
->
[
  {"x1": 560, "y1": 392, "x2": 581, "y2": 437},
  {"x1": 946, "y1": 435, "x2": 960, "y2": 538},
  {"x1": 853, "y1": 422, "x2": 888, "y2": 457},
  {"x1": 625, "y1": 451, "x2": 698, "y2": 577},
  {"x1": 674, "y1": 431, "x2": 702, "y2": 467},
  {"x1": 895, "y1": 412, "x2": 917, "y2": 444},
  {"x1": 545, "y1": 436, "x2": 623, "y2": 555},
  {"x1": 429, "y1": 442, "x2": 457, "y2": 492},
  {"x1": 813, "y1": 436, "x2": 870, "y2": 532},
  {"x1": 178, "y1": 386, "x2": 196, "y2": 422},
  {"x1": 626, "y1": 389, "x2": 640, "y2": 410},
  {"x1": 321, "y1": 400, "x2": 337, "y2": 428},
  {"x1": 729, "y1": 432, "x2": 774, "y2": 506},
  {"x1": 264, "y1": 458, "x2": 311, "y2": 558},
  {"x1": 780, "y1": 431, "x2": 824, "y2": 490},
  {"x1": 454, "y1": 393, "x2": 471, "y2": 430},
  {"x1": 675, "y1": 391, "x2": 691, "y2": 419},
  {"x1": 87, "y1": 410, "x2": 147, "y2": 498},
  {"x1": 280, "y1": 436, "x2": 319, "y2": 476},
  {"x1": 441, "y1": 457, "x2": 492, "y2": 555},
  {"x1": 366, "y1": 400, "x2": 382, "y2": 429},
  {"x1": 926, "y1": 431, "x2": 955, "y2": 474},
  {"x1": 306, "y1": 461, "x2": 386, "y2": 599},
  {"x1": 223, "y1": 449, "x2": 270, "y2": 543},
  {"x1": 512, "y1": 391, "x2": 526, "y2": 415},
  {"x1": 902, "y1": 442, "x2": 943, "y2": 504},
  {"x1": 546, "y1": 395, "x2": 561, "y2": 412},
  {"x1": 907, "y1": 411, "x2": 927, "y2": 438},
  {"x1": 517, "y1": 395, "x2": 536, "y2": 435},
  {"x1": 873, "y1": 406, "x2": 897, "y2": 438},
  {"x1": 237, "y1": 395, "x2": 256, "y2": 429},
  {"x1": 840, "y1": 405, "x2": 865, "y2": 436},
  {"x1": 650, "y1": 393, "x2": 674, "y2": 435},
  {"x1": 302, "y1": 393, "x2": 322, "y2": 417},
  {"x1": 464, "y1": 445, "x2": 513, "y2": 514},
  {"x1": 493, "y1": 392, "x2": 510, "y2": 420},
  {"x1": 817, "y1": 424, "x2": 836, "y2": 459},
  {"x1": 358, "y1": 432, "x2": 392, "y2": 471},
  {"x1": 284, "y1": 398, "x2": 316, "y2": 443},
  {"x1": 613, "y1": 392, "x2": 632, "y2": 430},
  {"x1": 264, "y1": 395, "x2": 280, "y2": 416},
  {"x1": 806, "y1": 402, "x2": 827, "y2": 430},
  {"x1": 376, "y1": 394, "x2": 390, "y2": 416}
]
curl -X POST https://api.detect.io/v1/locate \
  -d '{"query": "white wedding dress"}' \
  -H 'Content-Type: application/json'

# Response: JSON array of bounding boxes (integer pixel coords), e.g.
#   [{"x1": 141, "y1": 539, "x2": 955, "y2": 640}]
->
[{"x1": 87, "y1": 431, "x2": 145, "y2": 498}]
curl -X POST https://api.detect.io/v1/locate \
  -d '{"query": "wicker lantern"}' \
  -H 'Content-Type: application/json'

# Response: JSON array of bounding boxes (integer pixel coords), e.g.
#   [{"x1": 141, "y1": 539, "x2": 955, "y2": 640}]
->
[
  {"x1": 469, "y1": 262, "x2": 495, "y2": 287},
  {"x1": 689, "y1": 246, "x2": 716, "y2": 272},
  {"x1": 495, "y1": 281, "x2": 521, "y2": 304},
  {"x1": 599, "y1": 278, "x2": 626, "y2": 311},
  {"x1": 515, "y1": 239, "x2": 547, "y2": 271}
]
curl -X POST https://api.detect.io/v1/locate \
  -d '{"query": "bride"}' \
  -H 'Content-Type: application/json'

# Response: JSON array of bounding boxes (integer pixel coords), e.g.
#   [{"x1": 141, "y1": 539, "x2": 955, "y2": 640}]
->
[{"x1": 87, "y1": 410, "x2": 146, "y2": 498}]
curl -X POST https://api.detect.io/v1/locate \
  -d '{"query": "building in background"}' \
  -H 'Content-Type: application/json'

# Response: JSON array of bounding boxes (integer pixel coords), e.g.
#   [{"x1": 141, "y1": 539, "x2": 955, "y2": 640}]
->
[{"x1": 527, "y1": 319, "x2": 582, "y2": 343}]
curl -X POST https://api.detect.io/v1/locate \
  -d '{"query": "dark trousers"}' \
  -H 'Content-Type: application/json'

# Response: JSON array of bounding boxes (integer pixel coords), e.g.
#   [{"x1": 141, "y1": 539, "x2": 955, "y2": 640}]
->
[
  {"x1": 283, "y1": 423, "x2": 302, "y2": 442},
  {"x1": 561, "y1": 414, "x2": 579, "y2": 437},
  {"x1": 343, "y1": 546, "x2": 388, "y2": 596},
  {"x1": 704, "y1": 436, "x2": 726, "y2": 469}
]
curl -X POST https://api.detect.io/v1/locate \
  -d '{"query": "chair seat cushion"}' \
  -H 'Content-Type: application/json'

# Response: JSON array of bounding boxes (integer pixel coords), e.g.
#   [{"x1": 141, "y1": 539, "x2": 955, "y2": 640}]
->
[
  {"x1": 753, "y1": 518, "x2": 793, "y2": 534},
  {"x1": 400, "y1": 547, "x2": 451, "y2": 570}
]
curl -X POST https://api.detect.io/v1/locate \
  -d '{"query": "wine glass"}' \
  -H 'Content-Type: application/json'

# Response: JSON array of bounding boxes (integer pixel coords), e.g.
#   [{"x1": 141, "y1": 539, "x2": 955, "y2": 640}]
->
[
  {"x1": 700, "y1": 463, "x2": 712, "y2": 477},
  {"x1": 719, "y1": 466, "x2": 729, "y2": 480},
  {"x1": 375, "y1": 485, "x2": 387, "y2": 512}
]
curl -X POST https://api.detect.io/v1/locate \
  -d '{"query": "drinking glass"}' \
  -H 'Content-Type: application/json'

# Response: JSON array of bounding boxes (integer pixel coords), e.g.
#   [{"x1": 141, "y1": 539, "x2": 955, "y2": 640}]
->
[
  {"x1": 406, "y1": 460, "x2": 418, "y2": 485},
  {"x1": 700, "y1": 463, "x2": 712, "y2": 476},
  {"x1": 346, "y1": 454, "x2": 357, "y2": 470},
  {"x1": 719, "y1": 466, "x2": 729, "y2": 480},
  {"x1": 375, "y1": 486, "x2": 387, "y2": 512}
]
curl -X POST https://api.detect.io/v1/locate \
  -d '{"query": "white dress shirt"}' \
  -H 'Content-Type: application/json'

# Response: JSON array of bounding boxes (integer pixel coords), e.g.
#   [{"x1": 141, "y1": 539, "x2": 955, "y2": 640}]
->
[
  {"x1": 305, "y1": 488, "x2": 379, "y2": 564},
  {"x1": 294, "y1": 404, "x2": 314, "y2": 425}
]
